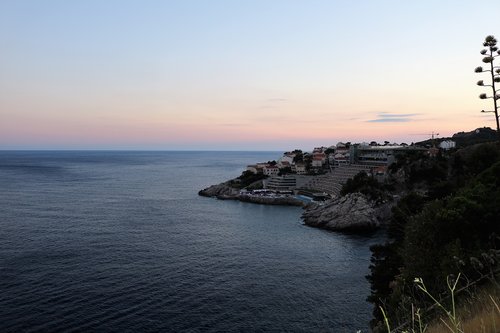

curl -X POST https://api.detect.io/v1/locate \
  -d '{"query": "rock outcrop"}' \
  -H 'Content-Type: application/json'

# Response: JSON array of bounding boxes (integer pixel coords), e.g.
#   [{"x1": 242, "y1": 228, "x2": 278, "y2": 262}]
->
[
  {"x1": 302, "y1": 193, "x2": 390, "y2": 232},
  {"x1": 198, "y1": 183, "x2": 239, "y2": 199}
]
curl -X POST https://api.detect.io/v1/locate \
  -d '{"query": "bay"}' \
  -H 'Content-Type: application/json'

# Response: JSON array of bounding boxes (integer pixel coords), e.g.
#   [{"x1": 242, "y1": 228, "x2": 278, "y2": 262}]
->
[{"x1": 0, "y1": 151, "x2": 383, "y2": 332}]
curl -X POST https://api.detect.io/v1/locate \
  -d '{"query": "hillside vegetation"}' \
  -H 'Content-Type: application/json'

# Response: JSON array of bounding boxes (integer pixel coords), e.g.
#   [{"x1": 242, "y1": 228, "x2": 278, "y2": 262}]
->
[{"x1": 367, "y1": 142, "x2": 500, "y2": 332}]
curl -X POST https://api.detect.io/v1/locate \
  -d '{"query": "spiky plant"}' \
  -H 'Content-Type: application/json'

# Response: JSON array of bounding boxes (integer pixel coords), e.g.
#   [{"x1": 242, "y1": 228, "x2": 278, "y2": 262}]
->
[{"x1": 475, "y1": 35, "x2": 500, "y2": 141}]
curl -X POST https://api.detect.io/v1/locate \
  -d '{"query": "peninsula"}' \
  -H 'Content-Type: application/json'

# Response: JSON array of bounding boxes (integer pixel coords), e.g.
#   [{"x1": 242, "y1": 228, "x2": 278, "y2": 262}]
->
[{"x1": 199, "y1": 127, "x2": 498, "y2": 232}]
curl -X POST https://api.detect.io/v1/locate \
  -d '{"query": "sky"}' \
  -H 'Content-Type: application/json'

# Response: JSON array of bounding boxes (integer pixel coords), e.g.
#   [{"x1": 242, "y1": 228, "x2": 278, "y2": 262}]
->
[{"x1": 1, "y1": 0, "x2": 499, "y2": 150}]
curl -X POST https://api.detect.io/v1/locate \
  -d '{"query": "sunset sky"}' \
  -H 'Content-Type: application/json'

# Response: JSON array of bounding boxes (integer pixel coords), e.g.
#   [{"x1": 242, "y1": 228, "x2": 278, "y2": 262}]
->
[{"x1": 1, "y1": 1, "x2": 499, "y2": 150}]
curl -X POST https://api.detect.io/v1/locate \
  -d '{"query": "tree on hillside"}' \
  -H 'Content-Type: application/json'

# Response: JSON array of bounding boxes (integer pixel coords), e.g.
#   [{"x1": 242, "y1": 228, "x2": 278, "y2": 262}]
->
[
  {"x1": 366, "y1": 144, "x2": 500, "y2": 331},
  {"x1": 292, "y1": 151, "x2": 303, "y2": 163},
  {"x1": 475, "y1": 35, "x2": 500, "y2": 141}
]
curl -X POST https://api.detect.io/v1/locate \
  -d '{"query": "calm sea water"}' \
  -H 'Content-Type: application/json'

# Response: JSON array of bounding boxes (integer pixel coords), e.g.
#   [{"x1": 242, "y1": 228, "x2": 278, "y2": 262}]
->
[{"x1": 0, "y1": 151, "x2": 384, "y2": 332}]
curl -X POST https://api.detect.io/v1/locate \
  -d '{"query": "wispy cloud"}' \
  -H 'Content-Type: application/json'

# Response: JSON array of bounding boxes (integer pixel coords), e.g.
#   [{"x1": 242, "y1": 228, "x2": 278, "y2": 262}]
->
[
  {"x1": 257, "y1": 97, "x2": 288, "y2": 110},
  {"x1": 472, "y1": 114, "x2": 496, "y2": 119},
  {"x1": 367, "y1": 112, "x2": 421, "y2": 123},
  {"x1": 367, "y1": 118, "x2": 411, "y2": 123}
]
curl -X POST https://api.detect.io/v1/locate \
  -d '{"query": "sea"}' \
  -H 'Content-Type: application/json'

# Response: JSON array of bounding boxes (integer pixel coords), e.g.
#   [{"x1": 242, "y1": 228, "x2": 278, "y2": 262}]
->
[{"x1": 0, "y1": 151, "x2": 385, "y2": 332}]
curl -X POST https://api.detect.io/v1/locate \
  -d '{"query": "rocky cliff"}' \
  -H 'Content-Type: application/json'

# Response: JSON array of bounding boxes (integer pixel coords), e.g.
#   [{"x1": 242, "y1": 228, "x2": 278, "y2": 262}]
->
[
  {"x1": 198, "y1": 183, "x2": 239, "y2": 199},
  {"x1": 302, "y1": 193, "x2": 392, "y2": 232}
]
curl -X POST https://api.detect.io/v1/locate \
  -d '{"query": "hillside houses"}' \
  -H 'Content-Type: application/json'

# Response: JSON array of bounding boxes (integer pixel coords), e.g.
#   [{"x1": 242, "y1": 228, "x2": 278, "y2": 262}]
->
[
  {"x1": 246, "y1": 142, "x2": 433, "y2": 179},
  {"x1": 239, "y1": 138, "x2": 464, "y2": 198},
  {"x1": 311, "y1": 151, "x2": 327, "y2": 168},
  {"x1": 263, "y1": 165, "x2": 280, "y2": 176},
  {"x1": 291, "y1": 162, "x2": 306, "y2": 174},
  {"x1": 330, "y1": 142, "x2": 350, "y2": 166},
  {"x1": 277, "y1": 152, "x2": 295, "y2": 167}
]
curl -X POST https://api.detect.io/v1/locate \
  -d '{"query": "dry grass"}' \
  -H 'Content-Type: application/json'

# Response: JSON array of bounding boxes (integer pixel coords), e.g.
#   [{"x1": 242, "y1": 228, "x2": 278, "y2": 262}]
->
[{"x1": 425, "y1": 285, "x2": 500, "y2": 333}]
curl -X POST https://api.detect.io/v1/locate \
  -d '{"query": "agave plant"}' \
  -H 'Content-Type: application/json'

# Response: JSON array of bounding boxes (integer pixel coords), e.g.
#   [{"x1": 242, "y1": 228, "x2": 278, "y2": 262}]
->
[{"x1": 475, "y1": 35, "x2": 500, "y2": 140}]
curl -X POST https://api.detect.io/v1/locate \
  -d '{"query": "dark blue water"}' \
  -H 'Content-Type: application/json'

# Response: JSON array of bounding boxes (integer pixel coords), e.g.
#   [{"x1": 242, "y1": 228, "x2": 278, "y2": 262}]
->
[{"x1": 0, "y1": 151, "x2": 383, "y2": 332}]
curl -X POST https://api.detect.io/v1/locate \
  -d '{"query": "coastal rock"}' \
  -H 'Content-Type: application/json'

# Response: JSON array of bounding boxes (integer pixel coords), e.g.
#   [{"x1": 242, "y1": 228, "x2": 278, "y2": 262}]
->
[
  {"x1": 198, "y1": 183, "x2": 239, "y2": 199},
  {"x1": 302, "y1": 193, "x2": 382, "y2": 232}
]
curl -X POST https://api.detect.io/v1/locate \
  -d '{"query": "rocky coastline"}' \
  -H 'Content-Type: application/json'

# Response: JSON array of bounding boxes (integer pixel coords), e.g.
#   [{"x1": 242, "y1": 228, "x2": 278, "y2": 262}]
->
[
  {"x1": 199, "y1": 180, "x2": 396, "y2": 232},
  {"x1": 198, "y1": 182, "x2": 239, "y2": 199},
  {"x1": 198, "y1": 183, "x2": 305, "y2": 207},
  {"x1": 301, "y1": 193, "x2": 394, "y2": 232}
]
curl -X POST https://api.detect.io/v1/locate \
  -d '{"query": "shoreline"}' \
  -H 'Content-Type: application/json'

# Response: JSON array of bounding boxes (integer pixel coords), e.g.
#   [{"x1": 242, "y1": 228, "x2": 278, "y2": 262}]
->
[
  {"x1": 198, "y1": 184, "x2": 306, "y2": 207},
  {"x1": 199, "y1": 180, "x2": 393, "y2": 233}
]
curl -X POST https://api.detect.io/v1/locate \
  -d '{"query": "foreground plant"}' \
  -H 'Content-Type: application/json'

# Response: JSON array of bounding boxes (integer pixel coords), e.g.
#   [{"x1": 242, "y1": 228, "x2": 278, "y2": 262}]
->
[
  {"x1": 413, "y1": 274, "x2": 463, "y2": 333},
  {"x1": 378, "y1": 274, "x2": 462, "y2": 333},
  {"x1": 378, "y1": 271, "x2": 500, "y2": 333}
]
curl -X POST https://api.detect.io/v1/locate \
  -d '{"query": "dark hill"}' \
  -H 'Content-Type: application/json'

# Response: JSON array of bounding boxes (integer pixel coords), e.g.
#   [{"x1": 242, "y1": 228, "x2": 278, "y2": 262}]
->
[
  {"x1": 452, "y1": 127, "x2": 497, "y2": 146},
  {"x1": 415, "y1": 127, "x2": 496, "y2": 148}
]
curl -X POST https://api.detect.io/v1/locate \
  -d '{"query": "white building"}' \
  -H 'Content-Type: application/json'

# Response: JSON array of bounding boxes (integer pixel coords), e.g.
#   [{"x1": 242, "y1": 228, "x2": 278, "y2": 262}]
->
[
  {"x1": 293, "y1": 162, "x2": 307, "y2": 175},
  {"x1": 264, "y1": 175, "x2": 311, "y2": 190},
  {"x1": 332, "y1": 152, "x2": 349, "y2": 166},
  {"x1": 263, "y1": 165, "x2": 280, "y2": 176},
  {"x1": 278, "y1": 154, "x2": 294, "y2": 166},
  {"x1": 311, "y1": 157, "x2": 324, "y2": 168},
  {"x1": 439, "y1": 140, "x2": 456, "y2": 150},
  {"x1": 311, "y1": 152, "x2": 326, "y2": 168}
]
